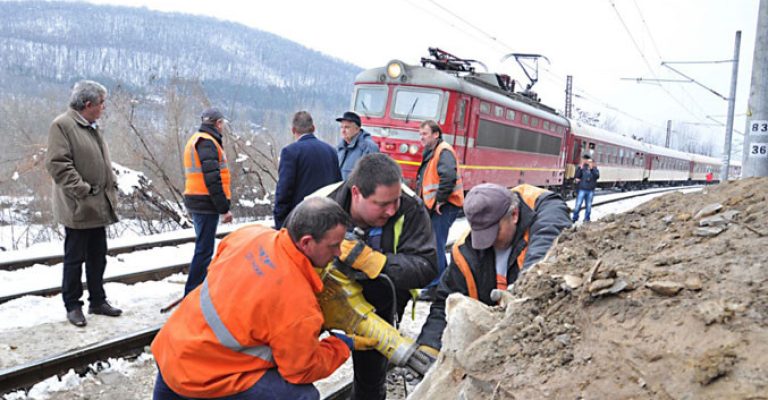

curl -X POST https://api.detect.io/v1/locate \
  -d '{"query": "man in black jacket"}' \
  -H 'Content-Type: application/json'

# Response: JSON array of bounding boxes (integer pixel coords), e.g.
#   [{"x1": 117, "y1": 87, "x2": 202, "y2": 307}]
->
[
  {"x1": 416, "y1": 183, "x2": 571, "y2": 358},
  {"x1": 182, "y1": 108, "x2": 233, "y2": 295},
  {"x1": 317, "y1": 153, "x2": 437, "y2": 400},
  {"x1": 572, "y1": 154, "x2": 600, "y2": 222}
]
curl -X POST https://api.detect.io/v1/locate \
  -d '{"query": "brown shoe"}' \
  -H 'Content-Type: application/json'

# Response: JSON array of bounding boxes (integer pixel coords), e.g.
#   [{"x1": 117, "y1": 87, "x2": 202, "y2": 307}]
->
[
  {"x1": 67, "y1": 308, "x2": 87, "y2": 327},
  {"x1": 88, "y1": 302, "x2": 122, "y2": 317}
]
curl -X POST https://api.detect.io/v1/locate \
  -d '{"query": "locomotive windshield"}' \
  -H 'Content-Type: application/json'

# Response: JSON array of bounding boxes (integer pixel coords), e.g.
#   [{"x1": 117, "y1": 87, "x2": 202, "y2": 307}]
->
[
  {"x1": 353, "y1": 86, "x2": 387, "y2": 117},
  {"x1": 392, "y1": 88, "x2": 442, "y2": 121}
]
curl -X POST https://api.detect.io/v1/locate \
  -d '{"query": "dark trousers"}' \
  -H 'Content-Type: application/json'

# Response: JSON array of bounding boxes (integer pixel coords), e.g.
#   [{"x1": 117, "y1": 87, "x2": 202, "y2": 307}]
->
[
  {"x1": 572, "y1": 189, "x2": 595, "y2": 222},
  {"x1": 352, "y1": 280, "x2": 400, "y2": 400},
  {"x1": 426, "y1": 203, "x2": 459, "y2": 288},
  {"x1": 62, "y1": 226, "x2": 108, "y2": 311},
  {"x1": 153, "y1": 369, "x2": 319, "y2": 400},
  {"x1": 185, "y1": 213, "x2": 219, "y2": 295}
]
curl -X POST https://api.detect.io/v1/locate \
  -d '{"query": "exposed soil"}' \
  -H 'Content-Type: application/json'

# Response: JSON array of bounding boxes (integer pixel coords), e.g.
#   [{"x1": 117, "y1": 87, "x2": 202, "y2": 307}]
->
[{"x1": 412, "y1": 178, "x2": 768, "y2": 399}]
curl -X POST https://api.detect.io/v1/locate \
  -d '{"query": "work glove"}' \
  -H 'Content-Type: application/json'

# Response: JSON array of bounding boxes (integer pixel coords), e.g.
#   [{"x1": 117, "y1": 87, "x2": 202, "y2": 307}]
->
[
  {"x1": 331, "y1": 331, "x2": 379, "y2": 351},
  {"x1": 490, "y1": 288, "x2": 514, "y2": 307},
  {"x1": 338, "y1": 239, "x2": 386, "y2": 279}
]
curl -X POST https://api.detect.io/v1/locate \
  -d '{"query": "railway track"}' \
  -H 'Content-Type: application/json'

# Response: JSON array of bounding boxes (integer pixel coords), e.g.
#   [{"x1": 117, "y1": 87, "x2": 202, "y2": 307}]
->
[
  {"x1": 0, "y1": 326, "x2": 160, "y2": 394},
  {"x1": 0, "y1": 185, "x2": 700, "y2": 397},
  {"x1": 0, "y1": 227, "x2": 240, "y2": 271}
]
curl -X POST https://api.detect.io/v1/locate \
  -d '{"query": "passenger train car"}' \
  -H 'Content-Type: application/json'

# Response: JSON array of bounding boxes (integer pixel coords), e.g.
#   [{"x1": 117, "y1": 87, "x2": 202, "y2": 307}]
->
[{"x1": 349, "y1": 48, "x2": 730, "y2": 194}]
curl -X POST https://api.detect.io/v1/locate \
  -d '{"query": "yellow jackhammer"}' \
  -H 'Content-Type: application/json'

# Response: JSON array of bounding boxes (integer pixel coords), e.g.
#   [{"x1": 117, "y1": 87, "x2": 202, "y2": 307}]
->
[{"x1": 314, "y1": 260, "x2": 434, "y2": 376}]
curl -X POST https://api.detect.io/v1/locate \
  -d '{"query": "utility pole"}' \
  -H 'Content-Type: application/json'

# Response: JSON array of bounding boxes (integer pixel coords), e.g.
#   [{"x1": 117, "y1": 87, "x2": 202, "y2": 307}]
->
[
  {"x1": 565, "y1": 75, "x2": 573, "y2": 118},
  {"x1": 665, "y1": 120, "x2": 672, "y2": 148},
  {"x1": 720, "y1": 31, "x2": 741, "y2": 182},
  {"x1": 742, "y1": 0, "x2": 768, "y2": 177}
]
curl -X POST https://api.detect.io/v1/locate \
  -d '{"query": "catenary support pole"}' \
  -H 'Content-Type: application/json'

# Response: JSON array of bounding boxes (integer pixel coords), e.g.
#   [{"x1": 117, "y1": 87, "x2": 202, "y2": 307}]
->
[
  {"x1": 720, "y1": 31, "x2": 741, "y2": 182},
  {"x1": 742, "y1": 0, "x2": 768, "y2": 177}
]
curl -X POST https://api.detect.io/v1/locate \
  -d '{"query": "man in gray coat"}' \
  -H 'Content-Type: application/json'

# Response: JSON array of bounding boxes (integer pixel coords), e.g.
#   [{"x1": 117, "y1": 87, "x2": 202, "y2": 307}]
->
[
  {"x1": 46, "y1": 80, "x2": 122, "y2": 327},
  {"x1": 336, "y1": 111, "x2": 379, "y2": 180}
]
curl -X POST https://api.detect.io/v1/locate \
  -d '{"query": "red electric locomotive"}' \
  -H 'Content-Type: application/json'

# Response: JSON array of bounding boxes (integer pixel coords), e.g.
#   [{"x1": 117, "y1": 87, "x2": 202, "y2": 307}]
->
[{"x1": 351, "y1": 48, "x2": 568, "y2": 191}]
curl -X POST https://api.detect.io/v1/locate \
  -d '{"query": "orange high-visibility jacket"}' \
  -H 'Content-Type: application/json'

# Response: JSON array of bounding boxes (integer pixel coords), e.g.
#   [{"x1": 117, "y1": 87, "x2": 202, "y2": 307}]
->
[
  {"x1": 151, "y1": 226, "x2": 350, "y2": 398},
  {"x1": 183, "y1": 132, "x2": 232, "y2": 199},
  {"x1": 421, "y1": 141, "x2": 464, "y2": 209},
  {"x1": 452, "y1": 184, "x2": 547, "y2": 299}
]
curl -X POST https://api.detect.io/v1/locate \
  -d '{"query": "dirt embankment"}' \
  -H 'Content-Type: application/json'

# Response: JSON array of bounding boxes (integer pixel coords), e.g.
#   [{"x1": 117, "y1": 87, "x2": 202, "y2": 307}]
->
[{"x1": 412, "y1": 178, "x2": 768, "y2": 399}]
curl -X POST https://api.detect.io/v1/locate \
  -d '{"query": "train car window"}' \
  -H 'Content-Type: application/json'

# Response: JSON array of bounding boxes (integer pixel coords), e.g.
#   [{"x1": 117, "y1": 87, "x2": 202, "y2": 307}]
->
[
  {"x1": 480, "y1": 102, "x2": 491, "y2": 114},
  {"x1": 543, "y1": 121, "x2": 550, "y2": 131},
  {"x1": 392, "y1": 88, "x2": 442, "y2": 120},
  {"x1": 522, "y1": 114, "x2": 529, "y2": 125},
  {"x1": 354, "y1": 86, "x2": 388, "y2": 116},
  {"x1": 476, "y1": 119, "x2": 562, "y2": 156},
  {"x1": 494, "y1": 105, "x2": 504, "y2": 118},
  {"x1": 506, "y1": 109, "x2": 516, "y2": 120},
  {"x1": 531, "y1": 117, "x2": 539, "y2": 128},
  {"x1": 456, "y1": 100, "x2": 466, "y2": 126}
]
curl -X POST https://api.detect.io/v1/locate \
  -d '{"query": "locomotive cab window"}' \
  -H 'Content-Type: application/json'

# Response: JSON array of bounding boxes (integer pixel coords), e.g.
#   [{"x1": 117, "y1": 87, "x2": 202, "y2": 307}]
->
[
  {"x1": 391, "y1": 88, "x2": 442, "y2": 121},
  {"x1": 354, "y1": 86, "x2": 388, "y2": 117}
]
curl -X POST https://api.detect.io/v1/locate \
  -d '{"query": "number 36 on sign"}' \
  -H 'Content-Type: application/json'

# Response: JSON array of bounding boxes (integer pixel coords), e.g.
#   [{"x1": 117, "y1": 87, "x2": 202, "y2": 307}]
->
[{"x1": 750, "y1": 143, "x2": 768, "y2": 158}]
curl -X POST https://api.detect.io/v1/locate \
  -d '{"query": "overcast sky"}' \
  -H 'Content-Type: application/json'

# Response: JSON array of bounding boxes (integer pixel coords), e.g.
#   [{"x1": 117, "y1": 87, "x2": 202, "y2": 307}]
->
[{"x1": 81, "y1": 0, "x2": 760, "y2": 155}]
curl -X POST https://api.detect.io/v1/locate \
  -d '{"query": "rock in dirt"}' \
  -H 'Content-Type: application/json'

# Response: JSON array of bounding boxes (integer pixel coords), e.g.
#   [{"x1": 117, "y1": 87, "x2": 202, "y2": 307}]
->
[
  {"x1": 646, "y1": 280, "x2": 684, "y2": 296},
  {"x1": 694, "y1": 203, "x2": 723, "y2": 219},
  {"x1": 694, "y1": 346, "x2": 738, "y2": 385},
  {"x1": 694, "y1": 226, "x2": 726, "y2": 237}
]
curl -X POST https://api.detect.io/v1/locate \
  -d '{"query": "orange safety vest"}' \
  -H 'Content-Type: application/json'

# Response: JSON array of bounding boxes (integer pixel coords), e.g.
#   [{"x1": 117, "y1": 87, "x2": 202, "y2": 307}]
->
[
  {"x1": 183, "y1": 132, "x2": 232, "y2": 199},
  {"x1": 421, "y1": 141, "x2": 464, "y2": 209},
  {"x1": 452, "y1": 184, "x2": 548, "y2": 300},
  {"x1": 151, "y1": 226, "x2": 349, "y2": 398}
]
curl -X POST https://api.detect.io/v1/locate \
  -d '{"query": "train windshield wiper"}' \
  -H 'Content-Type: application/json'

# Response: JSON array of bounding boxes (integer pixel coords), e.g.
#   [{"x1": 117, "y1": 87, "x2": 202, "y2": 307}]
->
[
  {"x1": 360, "y1": 100, "x2": 370, "y2": 118},
  {"x1": 405, "y1": 98, "x2": 419, "y2": 123}
]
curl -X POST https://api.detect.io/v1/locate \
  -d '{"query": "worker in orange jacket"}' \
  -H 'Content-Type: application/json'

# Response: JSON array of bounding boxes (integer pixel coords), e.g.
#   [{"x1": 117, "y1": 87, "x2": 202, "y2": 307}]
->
[{"x1": 151, "y1": 197, "x2": 377, "y2": 400}]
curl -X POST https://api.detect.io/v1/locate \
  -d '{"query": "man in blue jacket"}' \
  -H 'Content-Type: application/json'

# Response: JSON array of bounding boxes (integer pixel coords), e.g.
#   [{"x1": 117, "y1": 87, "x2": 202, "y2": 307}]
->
[
  {"x1": 336, "y1": 111, "x2": 379, "y2": 180},
  {"x1": 572, "y1": 154, "x2": 599, "y2": 222},
  {"x1": 274, "y1": 111, "x2": 341, "y2": 229}
]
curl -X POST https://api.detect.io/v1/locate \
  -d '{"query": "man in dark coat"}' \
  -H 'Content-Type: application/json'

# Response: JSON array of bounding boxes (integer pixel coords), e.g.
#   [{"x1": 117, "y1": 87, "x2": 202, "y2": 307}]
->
[
  {"x1": 45, "y1": 80, "x2": 122, "y2": 327},
  {"x1": 417, "y1": 183, "x2": 571, "y2": 359},
  {"x1": 274, "y1": 111, "x2": 341, "y2": 229},
  {"x1": 315, "y1": 153, "x2": 437, "y2": 400},
  {"x1": 572, "y1": 154, "x2": 600, "y2": 222}
]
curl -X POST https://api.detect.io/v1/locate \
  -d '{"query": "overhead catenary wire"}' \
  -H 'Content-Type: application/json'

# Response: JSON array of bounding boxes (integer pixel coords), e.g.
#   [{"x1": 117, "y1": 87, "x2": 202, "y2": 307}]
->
[
  {"x1": 608, "y1": 0, "x2": 711, "y2": 125},
  {"x1": 629, "y1": 0, "x2": 713, "y2": 121},
  {"x1": 405, "y1": 0, "x2": 668, "y2": 132}
]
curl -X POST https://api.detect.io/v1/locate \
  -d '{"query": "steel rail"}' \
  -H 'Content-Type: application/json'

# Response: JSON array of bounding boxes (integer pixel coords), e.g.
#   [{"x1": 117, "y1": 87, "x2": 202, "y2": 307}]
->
[{"x1": 0, "y1": 325, "x2": 161, "y2": 395}]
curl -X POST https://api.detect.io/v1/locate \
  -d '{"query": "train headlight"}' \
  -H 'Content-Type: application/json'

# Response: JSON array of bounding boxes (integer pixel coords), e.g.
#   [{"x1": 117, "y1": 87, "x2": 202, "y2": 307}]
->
[
  {"x1": 386, "y1": 60, "x2": 404, "y2": 80},
  {"x1": 399, "y1": 143, "x2": 409, "y2": 153},
  {"x1": 409, "y1": 144, "x2": 420, "y2": 155}
]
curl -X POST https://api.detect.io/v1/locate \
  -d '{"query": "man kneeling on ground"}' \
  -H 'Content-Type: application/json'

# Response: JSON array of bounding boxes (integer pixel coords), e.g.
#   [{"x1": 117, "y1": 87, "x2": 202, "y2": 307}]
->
[
  {"x1": 152, "y1": 197, "x2": 375, "y2": 400},
  {"x1": 416, "y1": 183, "x2": 571, "y2": 360}
]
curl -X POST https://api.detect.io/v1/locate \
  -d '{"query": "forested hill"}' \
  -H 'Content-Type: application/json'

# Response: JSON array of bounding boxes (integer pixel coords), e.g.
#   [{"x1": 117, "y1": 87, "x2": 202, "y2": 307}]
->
[{"x1": 0, "y1": 1, "x2": 360, "y2": 114}]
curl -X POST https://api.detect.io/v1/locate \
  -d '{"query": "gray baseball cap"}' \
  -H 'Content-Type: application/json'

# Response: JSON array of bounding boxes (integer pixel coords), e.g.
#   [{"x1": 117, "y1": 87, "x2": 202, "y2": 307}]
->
[
  {"x1": 463, "y1": 183, "x2": 513, "y2": 250},
  {"x1": 201, "y1": 107, "x2": 225, "y2": 123}
]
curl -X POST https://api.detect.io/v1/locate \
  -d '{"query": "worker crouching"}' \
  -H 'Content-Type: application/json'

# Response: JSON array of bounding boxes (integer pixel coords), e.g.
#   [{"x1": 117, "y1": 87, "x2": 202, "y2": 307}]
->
[{"x1": 151, "y1": 197, "x2": 361, "y2": 400}]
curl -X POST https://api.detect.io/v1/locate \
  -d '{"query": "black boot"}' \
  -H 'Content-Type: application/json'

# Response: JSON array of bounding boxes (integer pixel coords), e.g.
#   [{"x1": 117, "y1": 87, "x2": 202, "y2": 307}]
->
[{"x1": 67, "y1": 307, "x2": 87, "y2": 327}]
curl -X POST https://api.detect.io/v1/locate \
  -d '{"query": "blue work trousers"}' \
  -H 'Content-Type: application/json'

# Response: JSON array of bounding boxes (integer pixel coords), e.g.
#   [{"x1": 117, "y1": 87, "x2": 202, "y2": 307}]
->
[
  {"x1": 426, "y1": 202, "x2": 460, "y2": 288},
  {"x1": 572, "y1": 189, "x2": 595, "y2": 222},
  {"x1": 185, "y1": 213, "x2": 219, "y2": 295},
  {"x1": 153, "y1": 369, "x2": 319, "y2": 400}
]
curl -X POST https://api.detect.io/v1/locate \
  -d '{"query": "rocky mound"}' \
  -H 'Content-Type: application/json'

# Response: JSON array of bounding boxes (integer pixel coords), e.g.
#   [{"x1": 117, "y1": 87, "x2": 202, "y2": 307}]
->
[{"x1": 411, "y1": 178, "x2": 768, "y2": 399}]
